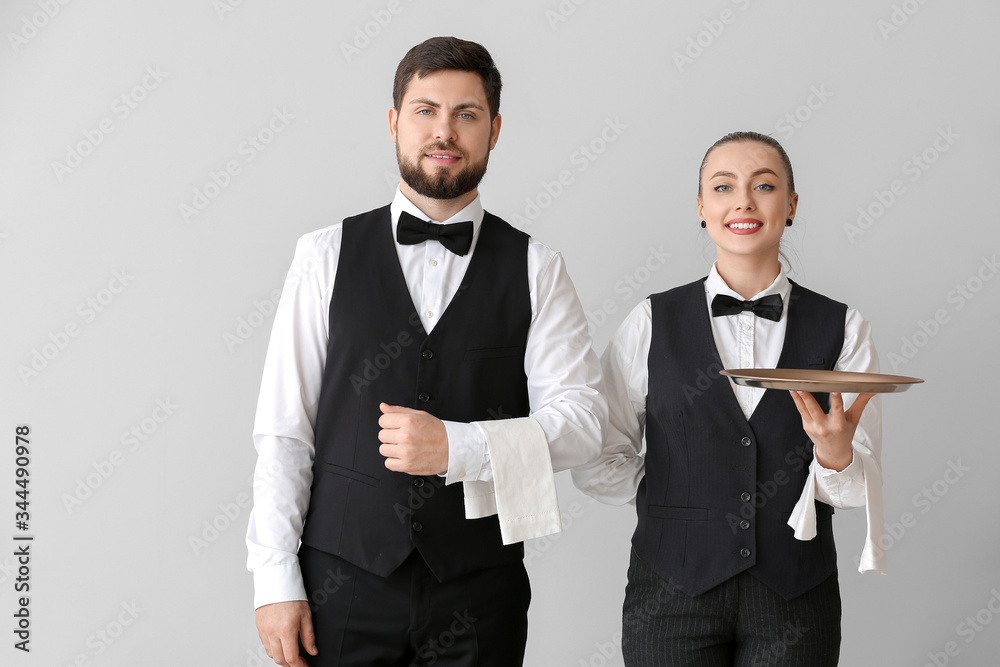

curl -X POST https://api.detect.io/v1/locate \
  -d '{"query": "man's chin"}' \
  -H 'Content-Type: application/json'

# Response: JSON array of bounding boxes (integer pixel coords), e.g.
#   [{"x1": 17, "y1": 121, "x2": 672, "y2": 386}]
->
[
  {"x1": 398, "y1": 154, "x2": 488, "y2": 201},
  {"x1": 402, "y1": 176, "x2": 475, "y2": 201}
]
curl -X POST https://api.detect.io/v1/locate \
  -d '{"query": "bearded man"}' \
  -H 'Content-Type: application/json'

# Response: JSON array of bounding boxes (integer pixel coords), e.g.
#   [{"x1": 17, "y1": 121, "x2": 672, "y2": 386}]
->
[{"x1": 246, "y1": 36, "x2": 606, "y2": 667}]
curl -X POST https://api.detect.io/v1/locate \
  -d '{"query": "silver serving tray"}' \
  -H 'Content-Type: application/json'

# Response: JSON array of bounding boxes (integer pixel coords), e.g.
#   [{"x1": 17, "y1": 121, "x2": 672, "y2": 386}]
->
[{"x1": 719, "y1": 369, "x2": 924, "y2": 393}]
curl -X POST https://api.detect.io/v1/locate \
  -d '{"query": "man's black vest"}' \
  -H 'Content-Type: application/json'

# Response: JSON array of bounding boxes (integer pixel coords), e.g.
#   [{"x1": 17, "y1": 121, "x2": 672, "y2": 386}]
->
[
  {"x1": 634, "y1": 278, "x2": 846, "y2": 600},
  {"x1": 300, "y1": 205, "x2": 530, "y2": 581}
]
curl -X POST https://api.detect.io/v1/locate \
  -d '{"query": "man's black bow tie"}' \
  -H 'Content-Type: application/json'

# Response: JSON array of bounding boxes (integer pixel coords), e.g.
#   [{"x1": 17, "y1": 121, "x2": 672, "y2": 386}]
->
[
  {"x1": 396, "y1": 210, "x2": 474, "y2": 256},
  {"x1": 710, "y1": 293, "x2": 783, "y2": 322}
]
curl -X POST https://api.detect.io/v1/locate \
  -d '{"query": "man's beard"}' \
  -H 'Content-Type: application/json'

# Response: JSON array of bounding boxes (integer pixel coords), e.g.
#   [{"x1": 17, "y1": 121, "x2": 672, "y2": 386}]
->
[{"x1": 397, "y1": 142, "x2": 490, "y2": 200}]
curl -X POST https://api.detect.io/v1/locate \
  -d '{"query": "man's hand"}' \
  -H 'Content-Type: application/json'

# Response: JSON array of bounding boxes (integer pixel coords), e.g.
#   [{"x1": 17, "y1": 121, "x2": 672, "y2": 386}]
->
[
  {"x1": 790, "y1": 391, "x2": 875, "y2": 472},
  {"x1": 255, "y1": 600, "x2": 318, "y2": 667},
  {"x1": 378, "y1": 403, "x2": 449, "y2": 475}
]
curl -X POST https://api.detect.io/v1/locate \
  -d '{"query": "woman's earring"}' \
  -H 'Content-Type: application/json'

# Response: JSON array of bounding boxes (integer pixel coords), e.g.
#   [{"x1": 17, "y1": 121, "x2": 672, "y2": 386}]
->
[
  {"x1": 785, "y1": 219, "x2": 793, "y2": 227},
  {"x1": 700, "y1": 220, "x2": 707, "y2": 228}
]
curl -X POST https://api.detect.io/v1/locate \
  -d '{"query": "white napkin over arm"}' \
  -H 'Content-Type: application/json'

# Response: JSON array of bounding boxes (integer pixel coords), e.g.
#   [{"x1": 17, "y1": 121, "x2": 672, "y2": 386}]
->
[{"x1": 462, "y1": 417, "x2": 561, "y2": 544}]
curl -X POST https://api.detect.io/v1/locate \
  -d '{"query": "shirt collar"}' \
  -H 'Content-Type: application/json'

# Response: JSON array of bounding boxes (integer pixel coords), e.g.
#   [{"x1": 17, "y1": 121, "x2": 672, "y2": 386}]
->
[
  {"x1": 705, "y1": 262, "x2": 792, "y2": 316},
  {"x1": 390, "y1": 186, "x2": 485, "y2": 237}
]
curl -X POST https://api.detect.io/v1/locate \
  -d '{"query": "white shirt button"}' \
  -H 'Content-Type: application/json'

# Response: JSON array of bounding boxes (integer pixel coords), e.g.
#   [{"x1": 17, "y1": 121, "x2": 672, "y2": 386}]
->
[
  {"x1": 425, "y1": 310, "x2": 435, "y2": 319},
  {"x1": 429, "y1": 259, "x2": 438, "y2": 267}
]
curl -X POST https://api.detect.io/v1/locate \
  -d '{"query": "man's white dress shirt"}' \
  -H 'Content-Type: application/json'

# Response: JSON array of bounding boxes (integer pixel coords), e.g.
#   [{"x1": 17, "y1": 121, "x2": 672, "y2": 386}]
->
[
  {"x1": 247, "y1": 188, "x2": 606, "y2": 608},
  {"x1": 573, "y1": 264, "x2": 886, "y2": 575}
]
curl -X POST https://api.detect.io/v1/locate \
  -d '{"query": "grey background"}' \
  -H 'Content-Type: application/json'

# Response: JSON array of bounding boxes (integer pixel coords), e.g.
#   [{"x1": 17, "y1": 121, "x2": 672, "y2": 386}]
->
[{"x1": 1, "y1": 0, "x2": 997, "y2": 665}]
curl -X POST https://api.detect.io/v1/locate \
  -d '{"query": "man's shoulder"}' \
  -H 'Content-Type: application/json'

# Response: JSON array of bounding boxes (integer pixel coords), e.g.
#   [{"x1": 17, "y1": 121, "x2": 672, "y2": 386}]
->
[
  {"x1": 483, "y1": 209, "x2": 529, "y2": 239},
  {"x1": 524, "y1": 234, "x2": 562, "y2": 279},
  {"x1": 483, "y1": 210, "x2": 557, "y2": 262},
  {"x1": 297, "y1": 204, "x2": 390, "y2": 253},
  {"x1": 296, "y1": 222, "x2": 343, "y2": 256}
]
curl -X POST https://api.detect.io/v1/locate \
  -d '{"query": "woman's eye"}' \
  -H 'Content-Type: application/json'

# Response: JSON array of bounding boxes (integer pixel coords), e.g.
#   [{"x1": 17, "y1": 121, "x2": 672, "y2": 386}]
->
[
  {"x1": 714, "y1": 184, "x2": 731, "y2": 192},
  {"x1": 755, "y1": 183, "x2": 775, "y2": 191}
]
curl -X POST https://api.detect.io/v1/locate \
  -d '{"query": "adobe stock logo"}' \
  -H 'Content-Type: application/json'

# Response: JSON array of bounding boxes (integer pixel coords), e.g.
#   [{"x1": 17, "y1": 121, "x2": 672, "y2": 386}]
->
[
  {"x1": 877, "y1": 0, "x2": 932, "y2": 40},
  {"x1": 61, "y1": 398, "x2": 179, "y2": 514},
  {"x1": 179, "y1": 107, "x2": 294, "y2": 223},
  {"x1": 843, "y1": 126, "x2": 958, "y2": 244},
  {"x1": 55, "y1": 600, "x2": 144, "y2": 666},
  {"x1": 214, "y1": 0, "x2": 248, "y2": 21},
  {"x1": 672, "y1": 0, "x2": 753, "y2": 73},
  {"x1": 544, "y1": 0, "x2": 589, "y2": 31},
  {"x1": 886, "y1": 254, "x2": 997, "y2": 372},
  {"x1": 224, "y1": 289, "x2": 282, "y2": 353},
  {"x1": 773, "y1": 85, "x2": 833, "y2": 140},
  {"x1": 585, "y1": 245, "x2": 671, "y2": 334},
  {"x1": 339, "y1": 0, "x2": 410, "y2": 63},
  {"x1": 922, "y1": 588, "x2": 1000, "y2": 667},
  {"x1": 51, "y1": 66, "x2": 168, "y2": 181},
  {"x1": 18, "y1": 268, "x2": 135, "y2": 385},
  {"x1": 7, "y1": 0, "x2": 73, "y2": 53},
  {"x1": 509, "y1": 117, "x2": 628, "y2": 228}
]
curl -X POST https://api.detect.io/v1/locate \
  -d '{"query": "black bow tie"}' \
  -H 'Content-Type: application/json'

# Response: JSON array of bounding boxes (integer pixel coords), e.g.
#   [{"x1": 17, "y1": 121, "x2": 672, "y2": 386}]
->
[
  {"x1": 396, "y1": 210, "x2": 474, "y2": 256},
  {"x1": 711, "y1": 293, "x2": 783, "y2": 322}
]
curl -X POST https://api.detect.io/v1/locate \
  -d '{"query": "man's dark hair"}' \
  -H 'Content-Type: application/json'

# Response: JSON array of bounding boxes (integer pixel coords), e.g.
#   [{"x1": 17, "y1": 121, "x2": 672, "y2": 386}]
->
[{"x1": 392, "y1": 36, "x2": 502, "y2": 119}]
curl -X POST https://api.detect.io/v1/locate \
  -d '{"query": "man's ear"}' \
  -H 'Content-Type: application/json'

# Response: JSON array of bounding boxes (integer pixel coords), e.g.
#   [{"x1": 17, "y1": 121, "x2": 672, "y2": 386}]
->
[
  {"x1": 489, "y1": 113, "x2": 501, "y2": 150},
  {"x1": 388, "y1": 107, "x2": 399, "y2": 143}
]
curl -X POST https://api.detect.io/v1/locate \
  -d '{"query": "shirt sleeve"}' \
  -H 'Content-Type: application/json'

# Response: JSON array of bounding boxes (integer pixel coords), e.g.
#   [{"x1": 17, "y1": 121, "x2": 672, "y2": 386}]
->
[
  {"x1": 787, "y1": 306, "x2": 886, "y2": 573},
  {"x1": 246, "y1": 229, "x2": 338, "y2": 608},
  {"x1": 446, "y1": 244, "x2": 607, "y2": 484},
  {"x1": 442, "y1": 421, "x2": 489, "y2": 483},
  {"x1": 572, "y1": 300, "x2": 651, "y2": 505},
  {"x1": 811, "y1": 308, "x2": 882, "y2": 508},
  {"x1": 517, "y1": 246, "x2": 607, "y2": 470}
]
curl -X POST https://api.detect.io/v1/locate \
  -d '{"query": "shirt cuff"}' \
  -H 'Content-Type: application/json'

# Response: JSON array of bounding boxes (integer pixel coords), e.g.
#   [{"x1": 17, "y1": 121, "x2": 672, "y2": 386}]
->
[
  {"x1": 812, "y1": 451, "x2": 866, "y2": 508},
  {"x1": 252, "y1": 563, "x2": 308, "y2": 610},
  {"x1": 442, "y1": 420, "x2": 490, "y2": 484}
]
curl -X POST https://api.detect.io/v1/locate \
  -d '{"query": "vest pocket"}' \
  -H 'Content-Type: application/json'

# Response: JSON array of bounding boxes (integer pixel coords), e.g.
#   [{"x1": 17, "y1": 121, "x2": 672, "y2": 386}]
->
[
  {"x1": 647, "y1": 506, "x2": 711, "y2": 521},
  {"x1": 324, "y1": 462, "x2": 381, "y2": 487}
]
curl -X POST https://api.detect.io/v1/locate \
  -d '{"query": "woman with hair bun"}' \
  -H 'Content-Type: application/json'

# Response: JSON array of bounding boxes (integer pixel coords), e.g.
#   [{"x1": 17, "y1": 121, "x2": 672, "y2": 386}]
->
[{"x1": 574, "y1": 131, "x2": 884, "y2": 665}]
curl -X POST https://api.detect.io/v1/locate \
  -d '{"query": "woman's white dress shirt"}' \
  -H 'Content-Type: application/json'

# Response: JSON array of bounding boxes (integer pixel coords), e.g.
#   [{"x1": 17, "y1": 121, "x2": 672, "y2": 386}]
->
[{"x1": 573, "y1": 264, "x2": 886, "y2": 575}]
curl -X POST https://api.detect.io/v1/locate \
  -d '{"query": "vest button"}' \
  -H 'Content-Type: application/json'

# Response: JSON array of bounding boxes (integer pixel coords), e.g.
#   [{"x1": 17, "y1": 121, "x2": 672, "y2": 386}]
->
[
  {"x1": 740, "y1": 548, "x2": 751, "y2": 558},
  {"x1": 412, "y1": 522, "x2": 423, "y2": 532},
  {"x1": 418, "y1": 392, "x2": 430, "y2": 403},
  {"x1": 413, "y1": 478, "x2": 425, "y2": 488},
  {"x1": 741, "y1": 436, "x2": 752, "y2": 447},
  {"x1": 740, "y1": 520, "x2": 751, "y2": 530},
  {"x1": 422, "y1": 350, "x2": 434, "y2": 360},
  {"x1": 741, "y1": 492, "x2": 751, "y2": 502}
]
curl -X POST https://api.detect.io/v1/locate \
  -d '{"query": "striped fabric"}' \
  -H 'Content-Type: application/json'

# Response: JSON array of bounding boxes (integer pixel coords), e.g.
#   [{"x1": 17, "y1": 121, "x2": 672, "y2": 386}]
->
[{"x1": 622, "y1": 550, "x2": 841, "y2": 666}]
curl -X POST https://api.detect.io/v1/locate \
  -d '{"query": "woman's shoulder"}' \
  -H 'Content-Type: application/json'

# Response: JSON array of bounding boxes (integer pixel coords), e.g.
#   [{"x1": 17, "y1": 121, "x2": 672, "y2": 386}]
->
[
  {"x1": 648, "y1": 276, "x2": 707, "y2": 303},
  {"x1": 787, "y1": 279, "x2": 849, "y2": 311}
]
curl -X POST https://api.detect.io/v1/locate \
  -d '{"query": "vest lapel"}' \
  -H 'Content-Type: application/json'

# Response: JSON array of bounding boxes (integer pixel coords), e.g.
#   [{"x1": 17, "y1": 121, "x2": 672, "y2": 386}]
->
[{"x1": 371, "y1": 207, "x2": 428, "y2": 337}]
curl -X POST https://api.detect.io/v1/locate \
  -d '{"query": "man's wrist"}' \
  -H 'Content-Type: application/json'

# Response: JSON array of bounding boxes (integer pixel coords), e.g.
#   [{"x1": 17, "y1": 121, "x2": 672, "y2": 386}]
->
[
  {"x1": 441, "y1": 420, "x2": 488, "y2": 483},
  {"x1": 253, "y1": 563, "x2": 309, "y2": 610}
]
